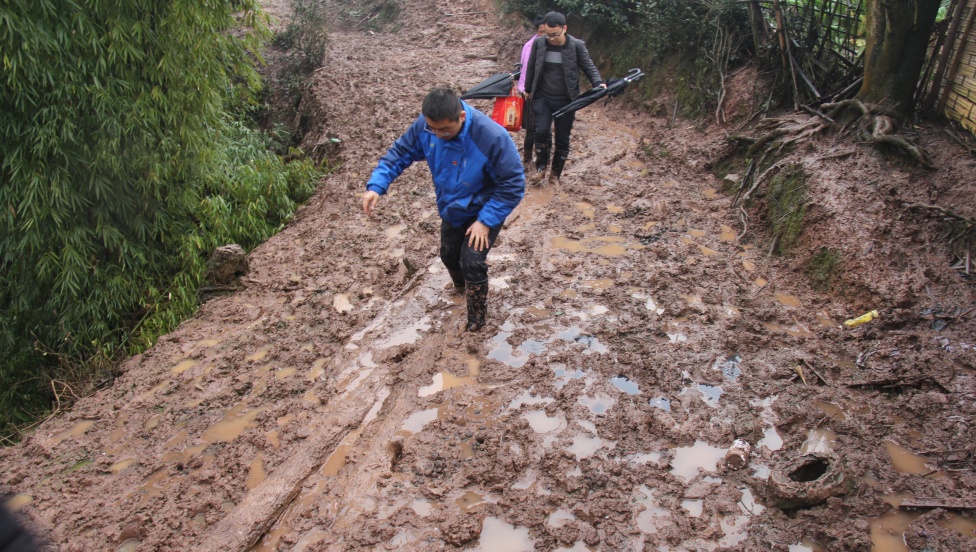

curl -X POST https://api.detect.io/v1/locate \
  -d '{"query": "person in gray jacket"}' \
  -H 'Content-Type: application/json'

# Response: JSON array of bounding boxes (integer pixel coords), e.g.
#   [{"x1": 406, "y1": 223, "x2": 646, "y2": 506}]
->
[{"x1": 523, "y1": 11, "x2": 605, "y2": 186}]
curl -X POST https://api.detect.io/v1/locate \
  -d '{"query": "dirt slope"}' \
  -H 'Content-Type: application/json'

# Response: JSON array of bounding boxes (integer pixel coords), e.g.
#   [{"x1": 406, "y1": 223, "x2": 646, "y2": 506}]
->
[{"x1": 2, "y1": 1, "x2": 975, "y2": 551}]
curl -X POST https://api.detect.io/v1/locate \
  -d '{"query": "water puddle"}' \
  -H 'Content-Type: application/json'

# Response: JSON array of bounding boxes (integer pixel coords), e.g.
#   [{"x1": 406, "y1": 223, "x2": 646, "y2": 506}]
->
[
  {"x1": 245, "y1": 346, "x2": 271, "y2": 362},
  {"x1": 412, "y1": 499, "x2": 434, "y2": 517},
  {"x1": 800, "y1": 429, "x2": 838, "y2": 454},
  {"x1": 789, "y1": 537, "x2": 828, "y2": 551},
  {"x1": 682, "y1": 499, "x2": 703, "y2": 517},
  {"x1": 521, "y1": 185, "x2": 556, "y2": 210},
  {"x1": 109, "y1": 458, "x2": 138, "y2": 475},
  {"x1": 634, "y1": 485, "x2": 670, "y2": 533},
  {"x1": 246, "y1": 454, "x2": 266, "y2": 490},
  {"x1": 475, "y1": 516, "x2": 534, "y2": 551},
  {"x1": 753, "y1": 277, "x2": 768, "y2": 287},
  {"x1": 816, "y1": 400, "x2": 846, "y2": 420},
  {"x1": 171, "y1": 359, "x2": 198, "y2": 375},
  {"x1": 884, "y1": 440, "x2": 933, "y2": 474},
  {"x1": 379, "y1": 316, "x2": 432, "y2": 348},
  {"x1": 275, "y1": 367, "x2": 298, "y2": 380},
  {"x1": 763, "y1": 321, "x2": 812, "y2": 338},
  {"x1": 774, "y1": 291, "x2": 802, "y2": 307},
  {"x1": 625, "y1": 452, "x2": 663, "y2": 465},
  {"x1": 523, "y1": 411, "x2": 564, "y2": 434},
  {"x1": 607, "y1": 204, "x2": 625, "y2": 213},
  {"x1": 742, "y1": 259, "x2": 757, "y2": 272},
  {"x1": 566, "y1": 433, "x2": 607, "y2": 460},
  {"x1": 384, "y1": 223, "x2": 406, "y2": 239},
  {"x1": 419, "y1": 370, "x2": 477, "y2": 397},
  {"x1": 870, "y1": 510, "x2": 917, "y2": 551},
  {"x1": 552, "y1": 366, "x2": 585, "y2": 389},
  {"x1": 670, "y1": 441, "x2": 727, "y2": 481},
  {"x1": 202, "y1": 404, "x2": 268, "y2": 443},
  {"x1": 704, "y1": 188, "x2": 718, "y2": 198},
  {"x1": 116, "y1": 539, "x2": 141, "y2": 552},
  {"x1": 713, "y1": 354, "x2": 742, "y2": 380},
  {"x1": 610, "y1": 375, "x2": 640, "y2": 395},
  {"x1": 333, "y1": 293, "x2": 353, "y2": 313},
  {"x1": 457, "y1": 490, "x2": 486, "y2": 512},
  {"x1": 48, "y1": 419, "x2": 98, "y2": 447},
  {"x1": 582, "y1": 278, "x2": 614, "y2": 290},
  {"x1": 758, "y1": 427, "x2": 783, "y2": 451},
  {"x1": 321, "y1": 430, "x2": 362, "y2": 477},
  {"x1": 400, "y1": 407, "x2": 442, "y2": 435},
  {"x1": 578, "y1": 394, "x2": 615, "y2": 415},
  {"x1": 134, "y1": 469, "x2": 174, "y2": 505},
  {"x1": 162, "y1": 443, "x2": 207, "y2": 463},
  {"x1": 719, "y1": 225, "x2": 737, "y2": 241},
  {"x1": 576, "y1": 202, "x2": 596, "y2": 219},
  {"x1": 551, "y1": 235, "x2": 628, "y2": 256},
  {"x1": 649, "y1": 397, "x2": 671, "y2": 411},
  {"x1": 6, "y1": 494, "x2": 32, "y2": 511},
  {"x1": 681, "y1": 383, "x2": 723, "y2": 408}
]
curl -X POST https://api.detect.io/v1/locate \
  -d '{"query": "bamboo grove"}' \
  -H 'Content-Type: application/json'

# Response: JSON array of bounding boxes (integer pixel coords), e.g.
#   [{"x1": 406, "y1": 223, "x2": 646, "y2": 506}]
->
[{"x1": 0, "y1": 0, "x2": 321, "y2": 435}]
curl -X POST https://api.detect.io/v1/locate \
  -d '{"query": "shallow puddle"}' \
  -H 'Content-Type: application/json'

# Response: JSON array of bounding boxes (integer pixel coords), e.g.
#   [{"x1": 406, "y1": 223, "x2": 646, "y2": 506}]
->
[
  {"x1": 713, "y1": 354, "x2": 742, "y2": 380},
  {"x1": 384, "y1": 223, "x2": 406, "y2": 238},
  {"x1": 400, "y1": 407, "x2": 441, "y2": 435},
  {"x1": 109, "y1": 458, "x2": 138, "y2": 475},
  {"x1": 245, "y1": 346, "x2": 271, "y2": 362},
  {"x1": 171, "y1": 359, "x2": 198, "y2": 375},
  {"x1": 719, "y1": 225, "x2": 737, "y2": 241},
  {"x1": 789, "y1": 537, "x2": 828, "y2": 552},
  {"x1": 682, "y1": 499, "x2": 703, "y2": 517},
  {"x1": 870, "y1": 510, "x2": 918, "y2": 552},
  {"x1": 333, "y1": 294, "x2": 353, "y2": 313},
  {"x1": 476, "y1": 517, "x2": 534, "y2": 551},
  {"x1": 246, "y1": 454, "x2": 266, "y2": 490},
  {"x1": 309, "y1": 358, "x2": 327, "y2": 381},
  {"x1": 115, "y1": 539, "x2": 140, "y2": 552},
  {"x1": 610, "y1": 375, "x2": 640, "y2": 395},
  {"x1": 48, "y1": 419, "x2": 98, "y2": 447},
  {"x1": 566, "y1": 433, "x2": 606, "y2": 460},
  {"x1": 682, "y1": 383, "x2": 723, "y2": 408},
  {"x1": 774, "y1": 291, "x2": 802, "y2": 307},
  {"x1": 578, "y1": 394, "x2": 615, "y2": 415},
  {"x1": 816, "y1": 400, "x2": 847, "y2": 420},
  {"x1": 758, "y1": 426, "x2": 783, "y2": 451},
  {"x1": 884, "y1": 440, "x2": 932, "y2": 474},
  {"x1": 202, "y1": 404, "x2": 267, "y2": 443},
  {"x1": 419, "y1": 370, "x2": 477, "y2": 397},
  {"x1": 634, "y1": 485, "x2": 670, "y2": 533},
  {"x1": 649, "y1": 397, "x2": 671, "y2": 411},
  {"x1": 523, "y1": 410, "x2": 563, "y2": 433},
  {"x1": 551, "y1": 235, "x2": 628, "y2": 256},
  {"x1": 412, "y1": 499, "x2": 434, "y2": 517},
  {"x1": 379, "y1": 317, "x2": 432, "y2": 348},
  {"x1": 456, "y1": 490, "x2": 485, "y2": 512},
  {"x1": 582, "y1": 278, "x2": 614, "y2": 290},
  {"x1": 800, "y1": 429, "x2": 838, "y2": 454},
  {"x1": 321, "y1": 430, "x2": 362, "y2": 477},
  {"x1": 576, "y1": 202, "x2": 596, "y2": 219},
  {"x1": 275, "y1": 367, "x2": 298, "y2": 380},
  {"x1": 670, "y1": 441, "x2": 727, "y2": 481}
]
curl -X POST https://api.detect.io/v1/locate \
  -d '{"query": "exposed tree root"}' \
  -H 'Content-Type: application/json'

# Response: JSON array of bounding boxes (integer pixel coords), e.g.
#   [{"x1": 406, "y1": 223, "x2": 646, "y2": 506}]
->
[{"x1": 731, "y1": 101, "x2": 937, "y2": 209}]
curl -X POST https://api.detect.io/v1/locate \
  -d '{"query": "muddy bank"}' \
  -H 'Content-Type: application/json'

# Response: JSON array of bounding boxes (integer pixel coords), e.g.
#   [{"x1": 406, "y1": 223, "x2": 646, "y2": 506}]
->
[{"x1": 2, "y1": 0, "x2": 975, "y2": 550}]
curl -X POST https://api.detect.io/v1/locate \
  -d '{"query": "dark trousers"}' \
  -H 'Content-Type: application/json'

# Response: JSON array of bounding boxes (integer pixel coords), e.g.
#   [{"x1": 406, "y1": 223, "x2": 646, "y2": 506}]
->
[
  {"x1": 532, "y1": 95, "x2": 576, "y2": 175},
  {"x1": 521, "y1": 98, "x2": 534, "y2": 157},
  {"x1": 439, "y1": 219, "x2": 500, "y2": 285}
]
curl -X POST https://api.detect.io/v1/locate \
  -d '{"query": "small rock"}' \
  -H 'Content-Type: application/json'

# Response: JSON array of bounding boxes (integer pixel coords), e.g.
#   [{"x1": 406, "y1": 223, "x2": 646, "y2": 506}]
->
[{"x1": 206, "y1": 244, "x2": 247, "y2": 284}]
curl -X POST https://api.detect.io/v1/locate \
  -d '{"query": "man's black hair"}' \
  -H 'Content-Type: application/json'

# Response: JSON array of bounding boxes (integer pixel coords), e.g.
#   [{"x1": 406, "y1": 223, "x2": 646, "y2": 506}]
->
[
  {"x1": 422, "y1": 88, "x2": 463, "y2": 122},
  {"x1": 532, "y1": 15, "x2": 545, "y2": 27},
  {"x1": 543, "y1": 11, "x2": 566, "y2": 27}
]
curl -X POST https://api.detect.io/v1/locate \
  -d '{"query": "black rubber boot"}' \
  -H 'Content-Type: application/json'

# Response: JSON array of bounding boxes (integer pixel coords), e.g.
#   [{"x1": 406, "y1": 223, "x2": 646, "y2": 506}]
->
[
  {"x1": 529, "y1": 144, "x2": 549, "y2": 183},
  {"x1": 447, "y1": 268, "x2": 465, "y2": 290},
  {"x1": 551, "y1": 150, "x2": 568, "y2": 177},
  {"x1": 465, "y1": 283, "x2": 488, "y2": 332}
]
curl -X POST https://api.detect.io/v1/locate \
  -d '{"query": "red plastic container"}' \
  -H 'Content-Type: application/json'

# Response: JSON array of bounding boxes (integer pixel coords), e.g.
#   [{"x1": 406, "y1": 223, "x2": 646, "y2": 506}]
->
[{"x1": 491, "y1": 95, "x2": 524, "y2": 132}]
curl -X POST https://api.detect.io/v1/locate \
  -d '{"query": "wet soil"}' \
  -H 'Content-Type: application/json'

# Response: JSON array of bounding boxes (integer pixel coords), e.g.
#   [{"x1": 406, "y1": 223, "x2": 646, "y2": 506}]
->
[{"x1": 2, "y1": 1, "x2": 976, "y2": 551}]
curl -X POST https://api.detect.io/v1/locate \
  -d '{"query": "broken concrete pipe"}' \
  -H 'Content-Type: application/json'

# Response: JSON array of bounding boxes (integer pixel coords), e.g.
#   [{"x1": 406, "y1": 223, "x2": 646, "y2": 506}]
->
[{"x1": 766, "y1": 452, "x2": 854, "y2": 510}]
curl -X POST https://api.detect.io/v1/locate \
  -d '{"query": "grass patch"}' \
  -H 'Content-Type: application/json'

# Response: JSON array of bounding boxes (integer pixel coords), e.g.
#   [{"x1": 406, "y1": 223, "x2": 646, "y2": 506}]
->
[
  {"x1": 807, "y1": 247, "x2": 843, "y2": 290},
  {"x1": 766, "y1": 163, "x2": 808, "y2": 255}
]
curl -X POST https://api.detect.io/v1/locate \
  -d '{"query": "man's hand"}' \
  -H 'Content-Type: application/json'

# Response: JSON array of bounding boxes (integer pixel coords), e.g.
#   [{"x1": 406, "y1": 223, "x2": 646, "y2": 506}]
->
[
  {"x1": 362, "y1": 190, "x2": 381, "y2": 216},
  {"x1": 465, "y1": 221, "x2": 491, "y2": 252},
  {"x1": 599, "y1": 83, "x2": 608, "y2": 89}
]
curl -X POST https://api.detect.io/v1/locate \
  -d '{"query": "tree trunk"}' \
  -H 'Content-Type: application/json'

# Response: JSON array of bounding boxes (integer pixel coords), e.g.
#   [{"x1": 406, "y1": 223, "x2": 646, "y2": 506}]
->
[{"x1": 857, "y1": 0, "x2": 941, "y2": 118}]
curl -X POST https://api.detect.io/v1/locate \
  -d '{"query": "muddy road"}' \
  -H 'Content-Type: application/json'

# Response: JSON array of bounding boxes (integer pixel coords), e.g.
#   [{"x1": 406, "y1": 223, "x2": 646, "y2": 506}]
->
[{"x1": 2, "y1": 0, "x2": 975, "y2": 550}]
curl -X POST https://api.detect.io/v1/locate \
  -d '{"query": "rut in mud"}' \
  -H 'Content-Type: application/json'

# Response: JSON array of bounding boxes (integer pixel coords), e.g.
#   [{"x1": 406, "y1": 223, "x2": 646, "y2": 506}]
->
[{"x1": 2, "y1": 1, "x2": 976, "y2": 551}]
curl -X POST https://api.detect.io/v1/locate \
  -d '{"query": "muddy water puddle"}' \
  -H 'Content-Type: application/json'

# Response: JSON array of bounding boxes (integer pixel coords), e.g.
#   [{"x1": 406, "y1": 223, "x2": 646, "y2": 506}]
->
[
  {"x1": 475, "y1": 516, "x2": 534, "y2": 551},
  {"x1": 488, "y1": 321, "x2": 607, "y2": 369},
  {"x1": 201, "y1": 403, "x2": 268, "y2": 443},
  {"x1": 551, "y1": 235, "x2": 631, "y2": 256},
  {"x1": 670, "y1": 441, "x2": 727, "y2": 481}
]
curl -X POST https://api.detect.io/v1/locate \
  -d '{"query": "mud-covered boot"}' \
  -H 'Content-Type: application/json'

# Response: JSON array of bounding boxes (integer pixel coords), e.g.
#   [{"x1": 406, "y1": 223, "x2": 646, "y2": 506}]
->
[
  {"x1": 446, "y1": 268, "x2": 465, "y2": 291},
  {"x1": 549, "y1": 150, "x2": 567, "y2": 186},
  {"x1": 529, "y1": 144, "x2": 549, "y2": 184},
  {"x1": 465, "y1": 283, "x2": 488, "y2": 332}
]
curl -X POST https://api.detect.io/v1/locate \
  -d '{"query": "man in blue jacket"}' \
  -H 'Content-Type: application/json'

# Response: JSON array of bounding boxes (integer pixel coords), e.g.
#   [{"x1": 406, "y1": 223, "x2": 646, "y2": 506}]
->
[{"x1": 362, "y1": 88, "x2": 525, "y2": 332}]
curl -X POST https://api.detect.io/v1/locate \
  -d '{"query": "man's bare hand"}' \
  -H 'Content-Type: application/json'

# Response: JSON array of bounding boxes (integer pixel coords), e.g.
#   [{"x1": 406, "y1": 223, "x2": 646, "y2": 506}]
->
[
  {"x1": 362, "y1": 190, "x2": 381, "y2": 216},
  {"x1": 465, "y1": 221, "x2": 491, "y2": 252}
]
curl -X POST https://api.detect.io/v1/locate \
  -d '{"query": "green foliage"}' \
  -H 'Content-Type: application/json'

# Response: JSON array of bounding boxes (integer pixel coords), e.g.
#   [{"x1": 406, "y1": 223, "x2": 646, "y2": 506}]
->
[
  {"x1": 274, "y1": 0, "x2": 329, "y2": 78},
  {"x1": 807, "y1": 247, "x2": 843, "y2": 290},
  {"x1": 766, "y1": 164, "x2": 809, "y2": 255},
  {"x1": 0, "y1": 0, "x2": 322, "y2": 436}
]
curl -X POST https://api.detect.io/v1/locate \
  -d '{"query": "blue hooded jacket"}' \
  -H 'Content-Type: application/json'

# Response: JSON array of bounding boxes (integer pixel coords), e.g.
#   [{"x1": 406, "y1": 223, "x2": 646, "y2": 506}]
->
[{"x1": 366, "y1": 101, "x2": 525, "y2": 229}]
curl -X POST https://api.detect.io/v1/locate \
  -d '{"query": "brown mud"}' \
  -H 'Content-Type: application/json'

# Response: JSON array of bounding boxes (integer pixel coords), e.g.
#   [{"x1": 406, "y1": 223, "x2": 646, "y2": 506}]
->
[{"x1": 2, "y1": 1, "x2": 976, "y2": 550}]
